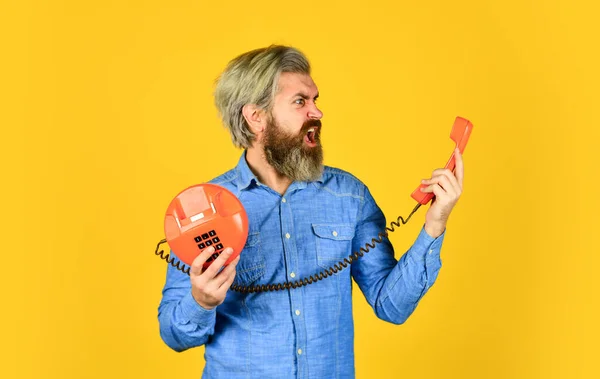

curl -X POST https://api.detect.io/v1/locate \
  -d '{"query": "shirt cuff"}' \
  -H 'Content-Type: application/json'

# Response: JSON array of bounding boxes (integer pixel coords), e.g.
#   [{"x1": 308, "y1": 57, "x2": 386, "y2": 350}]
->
[
  {"x1": 179, "y1": 291, "x2": 217, "y2": 325},
  {"x1": 407, "y1": 224, "x2": 446, "y2": 263}
]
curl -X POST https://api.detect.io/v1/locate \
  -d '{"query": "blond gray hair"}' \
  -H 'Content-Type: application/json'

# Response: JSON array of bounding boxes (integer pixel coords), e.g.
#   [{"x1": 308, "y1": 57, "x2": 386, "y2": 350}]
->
[{"x1": 214, "y1": 45, "x2": 311, "y2": 149}]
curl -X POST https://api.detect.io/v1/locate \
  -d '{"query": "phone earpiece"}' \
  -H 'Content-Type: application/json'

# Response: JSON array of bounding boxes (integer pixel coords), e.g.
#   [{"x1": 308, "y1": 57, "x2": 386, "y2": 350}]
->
[{"x1": 411, "y1": 116, "x2": 473, "y2": 205}]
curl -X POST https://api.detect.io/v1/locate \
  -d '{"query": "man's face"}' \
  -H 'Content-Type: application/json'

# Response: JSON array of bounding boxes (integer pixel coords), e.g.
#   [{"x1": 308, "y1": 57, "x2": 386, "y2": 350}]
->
[{"x1": 262, "y1": 72, "x2": 324, "y2": 182}]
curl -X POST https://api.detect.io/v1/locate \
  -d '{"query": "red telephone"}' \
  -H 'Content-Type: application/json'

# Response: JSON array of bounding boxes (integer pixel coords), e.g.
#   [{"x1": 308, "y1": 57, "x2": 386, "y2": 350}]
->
[
  {"x1": 155, "y1": 116, "x2": 473, "y2": 292},
  {"x1": 410, "y1": 116, "x2": 473, "y2": 205},
  {"x1": 163, "y1": 183, "x2": 249, "y2": 269}
]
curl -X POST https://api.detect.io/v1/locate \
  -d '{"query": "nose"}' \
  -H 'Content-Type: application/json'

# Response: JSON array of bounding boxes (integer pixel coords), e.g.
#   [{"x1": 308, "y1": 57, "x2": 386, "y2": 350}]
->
[{"x1": 308, "y1": 102, "x2": 323, "y2": 120}]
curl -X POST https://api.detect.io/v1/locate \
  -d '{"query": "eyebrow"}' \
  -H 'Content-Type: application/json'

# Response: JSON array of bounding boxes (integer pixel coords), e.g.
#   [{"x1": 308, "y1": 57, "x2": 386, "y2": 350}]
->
[{"x1": 292, "y1": 92, "x2": 319, "y2": 101}]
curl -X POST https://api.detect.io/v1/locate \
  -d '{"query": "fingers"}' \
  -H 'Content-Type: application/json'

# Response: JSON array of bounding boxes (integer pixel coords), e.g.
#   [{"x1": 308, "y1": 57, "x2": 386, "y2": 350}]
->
[
  {"x1": 216, "y1": 266, "x2": 238, "y2": 297},
  {"x1": 421, "y1": 173, "x2": 457, "y2": 198},
  {"x1": 431, "y1": 183, "x2": 444, "y2": 199},
  {"x1": 423, "y1": 158, "x2": 463, "y2": 196},
  {"x1": 190, "y1": 246, "x2": 217, "y2": 277},
  {"x1": 420, "y1": 183, "x2": 441, "y2": 195},
  {"x1": 430, "y1": 168, "x2": 459, "y2": 190},
  {"x1": 189, "y1": 247, "x2": 238, "y2": 309},
  {"x1": 202, "y1": 248, "x2": 235, "y2": 279},
  {"x1": 214, "y1": 255, "x2": 240, "y2": 288}
]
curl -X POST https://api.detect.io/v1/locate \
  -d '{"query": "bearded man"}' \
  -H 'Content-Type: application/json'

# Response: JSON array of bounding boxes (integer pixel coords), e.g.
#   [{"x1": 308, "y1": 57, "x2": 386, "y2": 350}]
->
[{"x1": 158, "y1": 45, "x2": 464, "y2": 379}]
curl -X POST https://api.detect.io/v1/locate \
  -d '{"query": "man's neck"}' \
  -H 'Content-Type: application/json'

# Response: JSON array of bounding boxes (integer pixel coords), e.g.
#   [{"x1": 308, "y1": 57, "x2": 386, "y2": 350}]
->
[{"x1": 245, "y1": 147, "x2": 292, "y2": 195}]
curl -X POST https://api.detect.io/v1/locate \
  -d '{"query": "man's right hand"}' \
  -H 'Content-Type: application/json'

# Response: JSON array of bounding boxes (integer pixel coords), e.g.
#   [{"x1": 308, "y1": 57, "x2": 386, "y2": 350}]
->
[{"x1": 190, "y1": 246, "x2": 240, "y2": 310}]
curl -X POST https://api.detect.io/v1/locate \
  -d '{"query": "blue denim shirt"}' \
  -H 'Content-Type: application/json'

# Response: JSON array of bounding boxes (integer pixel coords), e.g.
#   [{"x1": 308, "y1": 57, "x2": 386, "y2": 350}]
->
[{"x1": 158, "y1": 151, "x2": 446, "y2": 378}]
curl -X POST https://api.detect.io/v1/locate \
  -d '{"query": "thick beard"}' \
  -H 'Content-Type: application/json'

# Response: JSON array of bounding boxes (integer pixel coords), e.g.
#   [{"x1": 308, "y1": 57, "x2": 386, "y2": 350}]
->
[{"x1": 263, "y1": 116, "x2": 324, "y2": 182}]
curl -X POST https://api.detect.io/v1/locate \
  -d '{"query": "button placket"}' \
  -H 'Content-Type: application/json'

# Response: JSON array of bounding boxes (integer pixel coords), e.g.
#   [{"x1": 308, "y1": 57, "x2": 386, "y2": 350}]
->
[{"x1": 279, "y1": 190, "x2": 307, "y2": 374}]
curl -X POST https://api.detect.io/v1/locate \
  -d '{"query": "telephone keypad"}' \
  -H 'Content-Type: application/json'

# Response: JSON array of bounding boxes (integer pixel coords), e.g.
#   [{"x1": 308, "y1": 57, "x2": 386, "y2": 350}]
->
[{"x1": 195, "y1": 230, "x2": 225, "y2": 263}]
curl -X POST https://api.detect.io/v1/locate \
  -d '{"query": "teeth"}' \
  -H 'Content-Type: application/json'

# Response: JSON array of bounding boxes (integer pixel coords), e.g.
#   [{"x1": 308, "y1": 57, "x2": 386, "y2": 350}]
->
[{"x1": 308, "y1": 127, "x2": 315, "y2": 133}]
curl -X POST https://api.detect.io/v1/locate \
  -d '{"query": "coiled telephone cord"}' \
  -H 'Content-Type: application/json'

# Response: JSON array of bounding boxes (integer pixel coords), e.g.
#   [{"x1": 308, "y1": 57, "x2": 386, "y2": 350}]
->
[{"x1": 156, "y1": 203, "x2": 421, "y2": 293}]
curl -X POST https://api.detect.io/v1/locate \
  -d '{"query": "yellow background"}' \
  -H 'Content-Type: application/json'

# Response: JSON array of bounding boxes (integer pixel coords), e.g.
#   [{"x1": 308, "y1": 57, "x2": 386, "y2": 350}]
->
[{"x1": 2, "y1": 0, "x2": 599, "y2": 378}]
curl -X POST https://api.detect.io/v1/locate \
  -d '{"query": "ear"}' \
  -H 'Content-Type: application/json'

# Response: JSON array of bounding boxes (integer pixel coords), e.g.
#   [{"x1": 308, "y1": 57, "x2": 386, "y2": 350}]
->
[{"x1": 242, "y1": 104, "x2": 267, "y2": 134}]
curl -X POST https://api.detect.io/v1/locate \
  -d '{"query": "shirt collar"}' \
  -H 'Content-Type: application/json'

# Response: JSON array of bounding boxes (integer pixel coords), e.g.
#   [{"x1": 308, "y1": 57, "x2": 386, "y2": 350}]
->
[
  {"x1": 235, "y1": 150, "x2": 258, "y2": 191},
  {"x1": 235, "y1": 150, "x2": 325, "y2": 192}
]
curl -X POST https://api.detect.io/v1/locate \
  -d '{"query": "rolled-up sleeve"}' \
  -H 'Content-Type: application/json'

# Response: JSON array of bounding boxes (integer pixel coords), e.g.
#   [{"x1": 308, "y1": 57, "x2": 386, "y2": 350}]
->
[
  {"x1": 351, "y1": 186, "x2": 445, "y2": 325},
  {"x1": 157, "y1": 252, "x2": 217, "y2": 352}
]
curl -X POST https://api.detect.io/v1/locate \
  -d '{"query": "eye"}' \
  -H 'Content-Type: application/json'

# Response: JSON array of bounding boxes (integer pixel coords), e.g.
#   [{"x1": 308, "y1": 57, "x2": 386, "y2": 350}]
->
[{"x1": 294, "y1": 98, "x2": 305, "y2": 106}]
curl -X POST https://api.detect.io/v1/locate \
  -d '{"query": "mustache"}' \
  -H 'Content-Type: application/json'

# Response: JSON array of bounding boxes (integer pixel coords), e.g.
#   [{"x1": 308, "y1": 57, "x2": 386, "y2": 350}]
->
[{"x1": 301, "y1": 119, "x2": 322, "y2": 133}]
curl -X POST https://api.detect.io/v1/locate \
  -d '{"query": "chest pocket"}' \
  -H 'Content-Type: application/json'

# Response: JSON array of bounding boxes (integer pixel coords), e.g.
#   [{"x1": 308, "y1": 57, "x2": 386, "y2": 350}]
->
[
  {"x1": 312, "y1": 224, "x2": 355, "y2": 269},
  {"x1": 232, "y1": 232, "x2": 265, "y2": 286}
]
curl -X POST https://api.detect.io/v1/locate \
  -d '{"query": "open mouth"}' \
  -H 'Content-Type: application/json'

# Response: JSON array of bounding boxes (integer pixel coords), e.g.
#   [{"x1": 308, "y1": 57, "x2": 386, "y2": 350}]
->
[{"x1": 304, "y1": 126, "x2": 320, "y2": 147}]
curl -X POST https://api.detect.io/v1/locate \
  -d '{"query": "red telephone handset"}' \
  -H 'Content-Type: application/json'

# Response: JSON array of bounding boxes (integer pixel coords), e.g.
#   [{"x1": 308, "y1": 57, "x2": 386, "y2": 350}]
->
[
  {"x1": 163, "y1": 183, "x2": 249, "y2": 269},
  {"x1": 410, "y1": 116, "x2": 473, "y2": 205}
]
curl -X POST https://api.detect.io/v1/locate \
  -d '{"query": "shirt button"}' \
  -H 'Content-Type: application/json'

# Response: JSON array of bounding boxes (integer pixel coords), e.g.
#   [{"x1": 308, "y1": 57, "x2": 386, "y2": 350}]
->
[
  {"x1": 297, "y1": 349, "x2": 302, "y2": 355},
  {"x1": 295, "y1": 310, "x2": 301, "y2": 316},
  {"x1": 429, "y1": 249, "x2": 433, "y2": 254},
  {"x1": 290, "y1": 272, "x2": 296, "y2": 278},
  {"x1": 285, "y1": 233, "x2": 291, "y2": 239},
  {"x1": 332, "y1": 231, "x2": 338, "y2": 237},
  {"x1": 282, "y1": 197, "x2": 286, "y2": 203}
]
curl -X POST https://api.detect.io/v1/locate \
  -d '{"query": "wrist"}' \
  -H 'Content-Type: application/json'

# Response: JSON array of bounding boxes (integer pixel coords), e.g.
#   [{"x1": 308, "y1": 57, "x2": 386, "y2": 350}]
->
[
  {"x1": 192, "y1": 290, "x2": 216, "y2": 310},
  {"x1": 424, "y1": 221, "x2": 445, "y2": 238}
]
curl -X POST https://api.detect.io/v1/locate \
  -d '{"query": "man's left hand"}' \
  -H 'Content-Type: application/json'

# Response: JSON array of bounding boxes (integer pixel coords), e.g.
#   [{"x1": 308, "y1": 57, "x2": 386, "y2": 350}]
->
[{"x1": 419, "y1": 147, "x2": 464, "y2": 238}]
